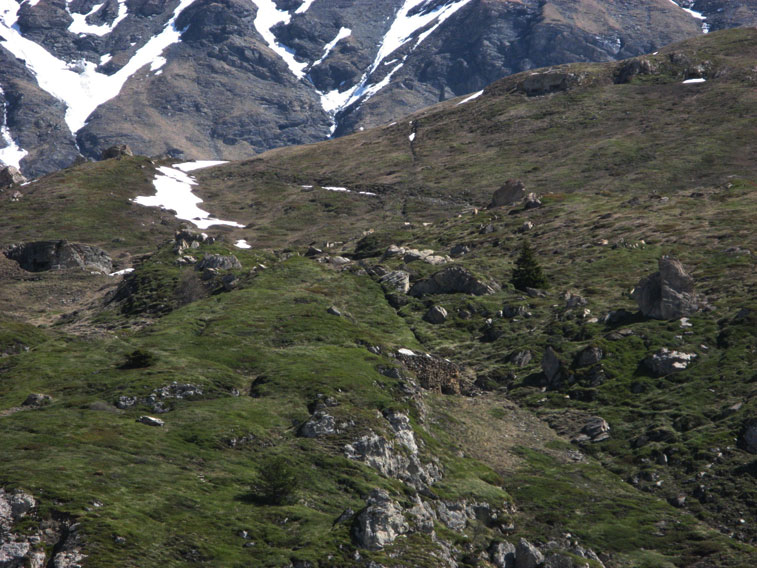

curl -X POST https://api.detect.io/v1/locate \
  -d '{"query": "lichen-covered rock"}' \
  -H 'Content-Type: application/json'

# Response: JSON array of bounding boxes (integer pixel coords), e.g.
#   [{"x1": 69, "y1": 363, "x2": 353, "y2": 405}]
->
[
  {"x1": 379, "y1": 270, "x2": 410, "y2": 294},
  {"x1": 196, "y1": 254, "x2": 242, "y2": 271},
  {"x1": 490, "y1": 540, "x2": 516, "y2": 568},
  {"x1": 298, "y1": 410, "x2": 336, "y2": 438},
  {"x1": 352, "y1": 489, "x2": 408, "y2": 550},
  {"x1": 632, "y1": 257, "x2": 701, "y2": 319},
  {"x1": 643, "y1": 348, "x2": 696, "y2": 376},
  {"x1": 515, "y1": 538, "x2": 544, "y2": 568}
]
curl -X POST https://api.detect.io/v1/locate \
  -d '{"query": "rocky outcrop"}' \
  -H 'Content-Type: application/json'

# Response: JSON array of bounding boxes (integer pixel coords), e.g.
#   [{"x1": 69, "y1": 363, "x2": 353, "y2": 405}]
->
[
  {"x1": 352, "y1": 489, "x2": 408, "y2": 550},
  {"x1": 117, "y1": 382, "x2": 203, "y2": 413},
  {"x1": 632, "y1": 257, "x2": 701, "y2": 319},
  {"x1": 0, "y1": 166, "x2": 26, "y2": 187},
  {"x1": 515, "y1": 538, "x2": 544, "y2": 568},
  {"x1": 378, "y1": 270, "x2": 410, "y2": 294},
  {"x1": 297, "y1": 410, "x2": 336, "y2": 438},
  {"x1": 643, "y1": 348, "x2": 696, "y2": 376},
  {"x1": 396, "y1": 350, "x2": 465, "y2": 395},
  {"x1": 196, "y1": 254, "x2": 242, "y2": 271},
  {"x1": 4, "y1": 241, "x2": 112, "y2": 274},
  {"x1": 409, "y1": 266, "x2": 498, "y2": 297},
  {"x1": 488, "y1": 179, "x2": 526, "y2": 208},
  {"x1": 100, "y1": 144, "x2": 133, "y2": 160}
]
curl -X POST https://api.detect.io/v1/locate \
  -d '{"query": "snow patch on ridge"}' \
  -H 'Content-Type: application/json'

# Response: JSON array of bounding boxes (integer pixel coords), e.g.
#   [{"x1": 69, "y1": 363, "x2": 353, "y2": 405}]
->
[
  {"x1": 134, "y1": 162, "x2": 243, "y2": 230},
  {"x1": 312, "y1": 27, "x2": 351, "y2": 67},
  {"x1": 316, "y1": 0, "x2": 474, "y2": 131},
  {"x1": 295, "y1": 0, "x2": 316, "y2": 14},
  {"x1": 0, "y1": 0, "x2": 198, "y2": 134},
  {"x1": 249, "y1": 0, "x2": 308, "y2": 79},
  {"x1": 456, "y1": 89, "x2": 483, "y2": 105},
  {"x1": 0, "y1": 87, "x2": 27, "y2": 169},
  {"x1": 67, "y1": 0, "x2": 129, "y2": 37}
]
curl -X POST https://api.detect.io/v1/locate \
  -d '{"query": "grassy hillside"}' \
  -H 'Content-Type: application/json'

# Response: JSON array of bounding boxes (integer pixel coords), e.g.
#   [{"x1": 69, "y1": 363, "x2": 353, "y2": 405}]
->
[{"x1": 0, "y1": 28, "x2": 756, "y2": 567}]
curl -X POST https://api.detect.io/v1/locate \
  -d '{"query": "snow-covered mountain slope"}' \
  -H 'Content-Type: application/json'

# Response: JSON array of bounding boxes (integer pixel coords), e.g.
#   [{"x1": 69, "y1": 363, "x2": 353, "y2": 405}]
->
[{"x1": 0, "y1": 0, "x2": 755, "y2": 177}]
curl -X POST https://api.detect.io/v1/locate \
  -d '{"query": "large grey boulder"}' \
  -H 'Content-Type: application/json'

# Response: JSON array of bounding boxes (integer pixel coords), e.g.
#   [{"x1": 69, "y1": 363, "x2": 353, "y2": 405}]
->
[
  {"x1": 632, "y1": 257, "x2": 700, "y2": 319},
  {"x1": 409, "y1": 266, "x2": 498, "y2": 297},
  {"x1": 4, "y1": 241, "x2": 112, "y2": 274},
  {"x1": 0, "y1": 165, "x2": 27, "y2": 187},
  {"x1": 515, "y1": 538, "x2": 544, "y2": 568},
  {"x1": 488, "y1": 179, "x2": 526, "y2": 208},
  {"x1": 423, "y1": 305, "x2": 448, "y2": 324},
  {"x1": 196, "y1": 254, "x2": 241, "y2": 271},
  {"x1": 352, "y1": 489, "x2": 408, "y2": 550},
  {"x1": 542, "y1": 347, "x2": 570, "y2": 388},
  {"x1": 100, "y1": 144, "x2": 133, "y2": 160}
]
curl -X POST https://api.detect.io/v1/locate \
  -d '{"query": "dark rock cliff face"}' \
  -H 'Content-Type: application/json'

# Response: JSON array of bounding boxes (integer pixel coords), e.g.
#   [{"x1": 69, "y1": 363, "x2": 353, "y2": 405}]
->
[{"x1": 0, "y1": 0, "x2": 755, "y2": 176}]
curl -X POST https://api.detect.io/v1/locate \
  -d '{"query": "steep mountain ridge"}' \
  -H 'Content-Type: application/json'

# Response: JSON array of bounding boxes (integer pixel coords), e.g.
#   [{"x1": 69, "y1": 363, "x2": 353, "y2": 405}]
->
[{"x1": 1, "y1": 0, "x2": 756, "y2": 176}]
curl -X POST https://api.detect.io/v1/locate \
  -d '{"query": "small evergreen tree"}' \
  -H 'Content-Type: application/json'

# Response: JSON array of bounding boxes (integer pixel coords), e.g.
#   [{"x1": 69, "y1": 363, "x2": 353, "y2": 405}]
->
[
  {"x1": 255, "y1": 456, "x2": 300, "y2": 505},
  {"x1": 511, "y1": 241, "x2": 548, "y2": 290}
]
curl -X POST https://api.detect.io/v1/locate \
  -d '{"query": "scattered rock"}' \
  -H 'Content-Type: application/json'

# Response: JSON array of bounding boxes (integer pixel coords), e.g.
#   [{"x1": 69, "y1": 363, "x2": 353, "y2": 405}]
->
[
  {"x1": 632, "y1": 257, "x2": 701, "y2": 319},
  {"x1": 643, "y1": 348, "x2": 696, "y2": 376},
  {"x1": 502, "y1": 304, "x2": 529, "y2": 318},
  {"x1": 100, "y1": 144, "x2": 133, "y2": 160},
  {"x1": 480, "y1": 223, "x2": 496, "y2": 235},
  {"x1": 298, "y1": 410, "x2": 336, "y2": 438},
  {"x1": 21, "y1": 393, "x2": 52, "y2": 407},
  {"x1": 564, "y1": 291, "x2": 587, "y2": 309},
  {"x1": 409, "y1": 266, "x2": 498, "y2": 297},
  {"x1": 327, "y1": 306, "x2": 342, "y2": 316},
  {"x1": 195, "y1": 254, "x2": 241, "y2": 271},
  {"x1": 574, "y1": 346, "x2": 602, "y2": 368},
  {"x1": 523, "y1": 193, "x2": 542, "y2": 209},
  {"x1": 449, "y1": 244, "x2": 470, "y2": 258},
  {"x1": 329, "y1": 255, "x2": 351, "y2": 266},
  {"x1": 488, "y1": 179, "x2": 526, "y2": 208},
  {"x1": 579, "y1": 416, "x2": 611, "y2": 443},
  {"x1": 517, "y1": 221, "x2": 534, "y2": 233},
  {"x1": 352, "y1": 489, "x2": 408, "y2": 550},
  {"x1": 379, "y1": 270, "x2": 410, "y2": 294},
  {"x1": 423, "y1": 305, "x2": 448, "y2": 324},
  {"x1": 0, "y1": 165, "x2": 27, "y2": 187},
  {"x1": 4, "y1": 241, "x2": 113, "y2": 274},
  {"x1": 305, "y1": 246, "x2": 323, "y2": 257},
  {"x1": 137, "y1": 416, "x2": 164, "y2": 427},
  {"x1": 508, "y1": 350, "x2": 532, "y2": 368}
]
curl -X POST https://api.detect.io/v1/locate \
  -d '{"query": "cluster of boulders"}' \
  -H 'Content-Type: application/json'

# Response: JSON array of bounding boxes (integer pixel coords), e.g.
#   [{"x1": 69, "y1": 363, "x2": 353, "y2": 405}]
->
[
  {"x1": 383, "y1": 244, "x2": 449, "y2": 265},
  {"x1": 4, "y1": 240, "x2": 112, "y2": 274},
  {"x1": 487, "y1": 179, "x2": 542, "y2": 210},
  {"x1": 173, "y1": 229, "x2": 215, "y2": 265},
  {"x1": 116, "y1": 382, "x2": 204, "y2": 413}
]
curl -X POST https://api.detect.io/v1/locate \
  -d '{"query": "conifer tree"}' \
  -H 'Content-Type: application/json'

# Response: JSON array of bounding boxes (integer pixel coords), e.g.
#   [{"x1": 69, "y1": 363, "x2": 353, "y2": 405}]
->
[{"x1": 511, "y1": 240, "x2": 548, "y2": 290}]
